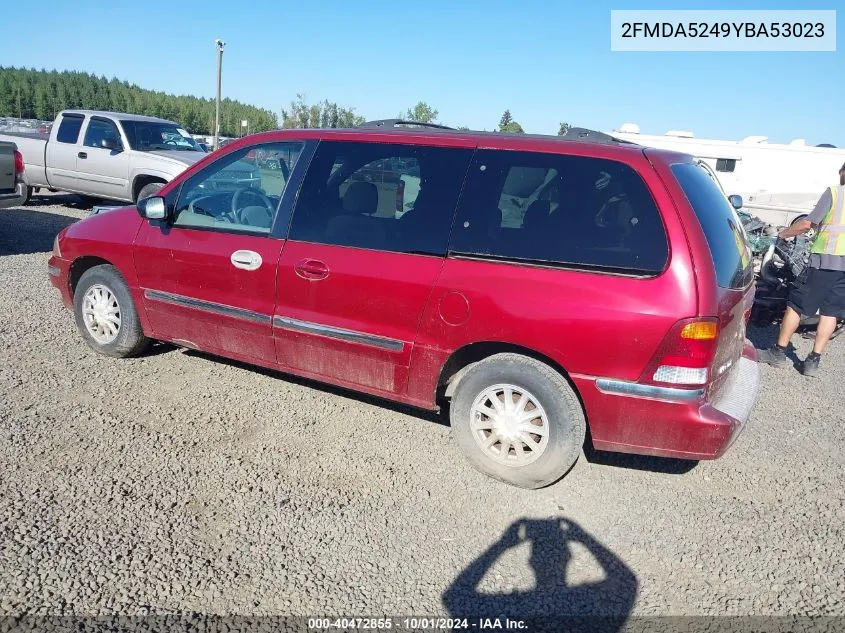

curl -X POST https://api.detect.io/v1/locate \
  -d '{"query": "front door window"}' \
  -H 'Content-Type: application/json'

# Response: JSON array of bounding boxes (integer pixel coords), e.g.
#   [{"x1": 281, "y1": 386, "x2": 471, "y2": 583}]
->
[{"x1": 173, "y1": 142, "x2": 304, "y2": 234}]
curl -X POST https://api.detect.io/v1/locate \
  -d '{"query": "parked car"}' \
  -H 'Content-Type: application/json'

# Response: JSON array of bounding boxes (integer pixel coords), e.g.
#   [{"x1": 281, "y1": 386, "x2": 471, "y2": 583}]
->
[
  {"x1": 0, "y1": 141, "x2": 27, "y2": 208},
  {"x1": 47, "y1": 121, "x2": 760, "y2": 489},
  {"x1": 0, "y1": 110, "x2": 214, "y2": 204}
]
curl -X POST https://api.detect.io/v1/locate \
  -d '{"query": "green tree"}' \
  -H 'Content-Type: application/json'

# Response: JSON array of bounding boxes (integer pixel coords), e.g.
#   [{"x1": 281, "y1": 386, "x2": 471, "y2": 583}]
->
[
  {"x1": 34, "y1": 84, "x2": 51, "y2": 120},
  {"x1": 498, "y1": 110, "x2": 513, "y2": 131},
  {"x1": 403, "y1": 102, "x2": 438, "y2": 124},
  {"x1": 498, "y1": 110, "x2": 524, "y2": 134},
  {"x1": 281, "y1": 94, "x2": 365, "y2": 129},
  {"x1": 558, "y1": 122, "x2": 571, "y2": 135},
  {"x1": 0, "y1": 66, "x2": 278, "y2": 135}
]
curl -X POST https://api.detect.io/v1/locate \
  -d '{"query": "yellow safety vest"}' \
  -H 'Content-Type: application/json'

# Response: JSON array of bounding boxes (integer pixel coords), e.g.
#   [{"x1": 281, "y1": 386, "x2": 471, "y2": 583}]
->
[{"x1": 811, "y1": 185, "x2": 845, "y2": 256}]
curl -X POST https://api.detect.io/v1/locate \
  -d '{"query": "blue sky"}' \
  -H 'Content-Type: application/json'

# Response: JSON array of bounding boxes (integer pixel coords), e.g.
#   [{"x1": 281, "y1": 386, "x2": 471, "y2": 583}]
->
[{"x1": 1, "y1": 0, "x2": 842, "y2": 145}]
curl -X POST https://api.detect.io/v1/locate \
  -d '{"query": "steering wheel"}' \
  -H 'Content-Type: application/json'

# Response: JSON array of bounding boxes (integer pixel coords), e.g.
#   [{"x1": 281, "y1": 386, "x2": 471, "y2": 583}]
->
[
  {"x1": 164, "y1": 140, "x2": 178, "y2": 146},
  {"x1": 231, "y1": 187, "x2": 274, "y2": 224}
]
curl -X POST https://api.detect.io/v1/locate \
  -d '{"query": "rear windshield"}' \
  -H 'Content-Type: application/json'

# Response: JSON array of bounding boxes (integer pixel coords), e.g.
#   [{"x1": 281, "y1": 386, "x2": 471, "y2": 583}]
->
[{"x1": 671, "y1": 162, "x2": 754, "y2": 289}]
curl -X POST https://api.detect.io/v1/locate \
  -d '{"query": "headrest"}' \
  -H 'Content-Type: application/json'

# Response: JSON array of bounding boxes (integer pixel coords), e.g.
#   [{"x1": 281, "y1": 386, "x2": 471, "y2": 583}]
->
[
  {"x1": 522, "y1": 200, "x2": 551, "y2": 230},
  {"x1": 342, "y1": 182, "x2": 378, "y2": 215}
]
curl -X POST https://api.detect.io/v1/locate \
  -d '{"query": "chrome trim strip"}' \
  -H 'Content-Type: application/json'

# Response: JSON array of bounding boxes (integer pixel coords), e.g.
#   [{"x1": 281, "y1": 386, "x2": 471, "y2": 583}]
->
[
  {"x1": 272, "y1": 316, "x2": 404, "y2": 352},
  {"x1": 143, "y1": 289, "x2": 271, "y2": 325},
  {"x1": 47, "y1": 265, "x2": 61, "y2": 277},
  {"x1": 595, "y1": 378, "x2": 705, "y2": 403}
]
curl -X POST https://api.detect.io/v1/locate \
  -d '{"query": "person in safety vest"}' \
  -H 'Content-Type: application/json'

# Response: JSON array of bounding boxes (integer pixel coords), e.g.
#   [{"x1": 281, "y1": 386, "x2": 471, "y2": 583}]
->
[{"x1": 759, "y1": 162, "x2": 845, "y2": 376}]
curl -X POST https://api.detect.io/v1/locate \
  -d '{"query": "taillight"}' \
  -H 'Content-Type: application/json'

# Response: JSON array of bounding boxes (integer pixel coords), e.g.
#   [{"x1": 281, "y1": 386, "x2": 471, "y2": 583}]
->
[
  {"x1": 395, "y1": 179, "x2": 405, "y2": 212},
  {"x1": 14, "y1": 150, "x2": 24, "y2": 179},
  {"x1": 640, "y1": 318, "x2": 720, "y2": 387}
]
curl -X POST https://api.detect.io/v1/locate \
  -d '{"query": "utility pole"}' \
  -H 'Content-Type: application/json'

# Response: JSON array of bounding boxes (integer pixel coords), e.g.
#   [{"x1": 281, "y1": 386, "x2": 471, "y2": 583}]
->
[{"x1": 213, "y1": 39, "x2": 225, "y2": 151}]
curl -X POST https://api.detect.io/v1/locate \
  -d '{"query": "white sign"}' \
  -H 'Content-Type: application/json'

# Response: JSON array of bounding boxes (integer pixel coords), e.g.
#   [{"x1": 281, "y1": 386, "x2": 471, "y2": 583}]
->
[
  {"x1": 610, "y1": 9, "x2": 836, "y2": 51},
  {"x1": 241, "y1": 120, "x2": 248, "y2": 127}
]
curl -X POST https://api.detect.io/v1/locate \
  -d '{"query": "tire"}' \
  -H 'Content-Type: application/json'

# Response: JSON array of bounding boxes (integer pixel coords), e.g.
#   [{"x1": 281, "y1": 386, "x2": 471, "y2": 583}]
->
[
  {"x1": 73, "y1": 265, "x2": 150, "y2": 358},
  {"x1": 449, "y1": 353, "x2": 586, "y2": 489},
  {"x1": 23, "y1": 186, "x2": 33, "y2": 205},
  {"x1": 136, "y1": 182, "x2": 164, "y2": 202}
]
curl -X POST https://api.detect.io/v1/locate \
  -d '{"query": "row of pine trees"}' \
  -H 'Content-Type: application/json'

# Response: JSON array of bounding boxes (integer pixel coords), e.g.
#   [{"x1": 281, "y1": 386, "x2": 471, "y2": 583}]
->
[{"x1": 0, "y1": 67, "x2": 278, "y2": 137}]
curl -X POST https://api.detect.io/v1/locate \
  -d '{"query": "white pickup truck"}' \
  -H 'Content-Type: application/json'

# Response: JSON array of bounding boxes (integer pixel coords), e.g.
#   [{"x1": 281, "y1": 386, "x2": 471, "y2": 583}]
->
[{"x1": 0, "y1": 110, "x2": 210, "y2": 204}]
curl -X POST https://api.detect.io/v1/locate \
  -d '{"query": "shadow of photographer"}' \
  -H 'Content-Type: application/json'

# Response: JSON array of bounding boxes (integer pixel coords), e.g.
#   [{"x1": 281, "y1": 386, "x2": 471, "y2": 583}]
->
[{"x1": 442, "y1": 517, "x2": 637, "y2": 633}]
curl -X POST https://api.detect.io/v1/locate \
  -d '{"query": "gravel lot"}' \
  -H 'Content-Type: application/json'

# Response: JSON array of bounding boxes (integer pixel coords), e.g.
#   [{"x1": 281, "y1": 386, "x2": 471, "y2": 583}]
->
[{"x1": 1, "y1": 194, "x2": 843, "y2": 625}]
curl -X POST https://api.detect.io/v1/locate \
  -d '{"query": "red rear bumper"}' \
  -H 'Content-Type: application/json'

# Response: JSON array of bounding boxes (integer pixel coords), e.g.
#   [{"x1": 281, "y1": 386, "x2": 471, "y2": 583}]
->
[{"x1": 577, "y1": 343, "x2": 760, "y2": 460}]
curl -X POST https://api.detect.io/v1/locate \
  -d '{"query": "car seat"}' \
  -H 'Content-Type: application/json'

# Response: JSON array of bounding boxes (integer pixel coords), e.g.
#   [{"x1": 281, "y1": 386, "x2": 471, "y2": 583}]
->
[{"x1": 324, "y1": 182, "x2": 385, "y2": 248}]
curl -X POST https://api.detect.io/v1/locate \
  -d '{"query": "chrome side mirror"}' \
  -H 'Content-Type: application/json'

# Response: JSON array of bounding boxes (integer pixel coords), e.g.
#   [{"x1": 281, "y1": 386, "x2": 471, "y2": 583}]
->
[
  {"x1": 728, "y1": 194, "x2": 743, "y2": 210},
  {"x1": 137, "y1": 196, "x2": 167, "y2": 221}
]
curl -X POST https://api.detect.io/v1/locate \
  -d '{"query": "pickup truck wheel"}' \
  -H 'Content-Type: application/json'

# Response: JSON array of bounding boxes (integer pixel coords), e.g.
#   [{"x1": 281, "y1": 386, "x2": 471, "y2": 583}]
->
[
  {"x1": 449, "y1": 353, "x2": 586, "y2": 489},
  {"x1": 23, "y1": 186, "x2": 33, "y2": 205},
  {"x1": 137, "y1": 182, "x2": 164, "y2": 202},
  {"x1": 73, "y1": 265, "x2": 150, "y2": 358}
]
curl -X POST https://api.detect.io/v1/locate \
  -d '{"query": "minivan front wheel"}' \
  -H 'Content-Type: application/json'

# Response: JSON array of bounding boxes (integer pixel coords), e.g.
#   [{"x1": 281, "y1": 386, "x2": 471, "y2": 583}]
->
[
  {"x1": 450, "y1": 353, "x2": 586, "y2": 489},
  {"x1": 73, "y1": 265, "x2": 150, "y2": 358}
]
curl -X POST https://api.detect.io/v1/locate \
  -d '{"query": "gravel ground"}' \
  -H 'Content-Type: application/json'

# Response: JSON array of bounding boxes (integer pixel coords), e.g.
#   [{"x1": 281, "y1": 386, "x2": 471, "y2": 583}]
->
[{"x1": 1, "y1": 194, "x2": 843, "y2": 624}]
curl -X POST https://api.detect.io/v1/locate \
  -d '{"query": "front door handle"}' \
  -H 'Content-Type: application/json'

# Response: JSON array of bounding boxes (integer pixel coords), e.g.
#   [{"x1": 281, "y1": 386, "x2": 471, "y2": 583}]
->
[
  {"x1": 78, "y1": 152, "x2": 87, "y2": 159},
  {"x1": 294, "y1": 258, "x2": 329, "y2": 280},
  {"x1": 230, "y1": 250, "x2": 262, "y2": 271}
]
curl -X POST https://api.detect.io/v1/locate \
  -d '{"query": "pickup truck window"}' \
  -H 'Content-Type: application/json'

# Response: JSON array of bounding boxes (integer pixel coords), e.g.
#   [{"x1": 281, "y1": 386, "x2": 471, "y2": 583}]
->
[
  {"x1": 83, "y1": 118, "x2": 122, "y2": 149},
  {"x1": 120, "y1": 121, "x2": 202, "y2": 152},
  {"x1": 56, "y1": 115, "x2": 84, "y2": 144}
]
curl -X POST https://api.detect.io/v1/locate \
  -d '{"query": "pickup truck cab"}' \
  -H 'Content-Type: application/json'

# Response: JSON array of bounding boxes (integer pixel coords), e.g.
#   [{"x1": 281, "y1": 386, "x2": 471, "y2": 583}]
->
[{"x1": 0, "y1": 110, "x2": 210, "y2": 204}]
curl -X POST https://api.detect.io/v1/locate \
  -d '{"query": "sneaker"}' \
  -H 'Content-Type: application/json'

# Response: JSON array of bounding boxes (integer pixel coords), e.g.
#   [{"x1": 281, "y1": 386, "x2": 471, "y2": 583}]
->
[
  {"x1": 801, "y1": 353, "x2": 821, "y2": 377},
  {"x1": 758, "y1": 346, "x2": 790, "y2": 367}
]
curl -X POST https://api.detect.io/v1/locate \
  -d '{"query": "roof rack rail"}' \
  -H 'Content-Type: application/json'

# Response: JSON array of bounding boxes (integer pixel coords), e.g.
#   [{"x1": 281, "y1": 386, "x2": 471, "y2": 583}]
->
[
  {"x1": 557, "y1": 127, "x2": 627, "y2": 144},
  {"x1": 358, "y1": 119, "x2": 455, "y2": 131}
]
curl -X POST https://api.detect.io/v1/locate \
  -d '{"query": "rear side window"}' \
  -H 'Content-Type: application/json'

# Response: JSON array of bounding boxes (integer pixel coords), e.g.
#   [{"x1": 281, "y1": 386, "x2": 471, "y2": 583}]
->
[
  {"x1": 671, "y1": 162, "x2": 753, "y2": 289},
  {"x1": 56, "y1": 115, "x2": 84, "y2": 144},
  {"x1": 289, "y1": 141, "x2": 473, "y2": 256},
  {"x1": 450, "y1": 151, "x2": 669, "y2": 274}
]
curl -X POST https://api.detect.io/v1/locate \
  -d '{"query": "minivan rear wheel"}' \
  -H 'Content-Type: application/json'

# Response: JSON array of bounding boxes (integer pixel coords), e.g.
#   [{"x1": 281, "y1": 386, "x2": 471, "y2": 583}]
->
[
  {"x1": 73, "y1": 265, "x2": 150, "y2": 358},
  {"x1": 449, "y1": 353, "x2": 586, "y2": 489}
]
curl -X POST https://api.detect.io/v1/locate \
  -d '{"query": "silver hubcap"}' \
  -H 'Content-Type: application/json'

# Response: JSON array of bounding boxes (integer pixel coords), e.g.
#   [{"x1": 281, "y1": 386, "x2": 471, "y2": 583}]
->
[
  {"x1": 470, "y1": 384, "x2": 550, "y2": 467},
  {"x1": 82, "y1": 284, "x2": 121, "y2": 344}
]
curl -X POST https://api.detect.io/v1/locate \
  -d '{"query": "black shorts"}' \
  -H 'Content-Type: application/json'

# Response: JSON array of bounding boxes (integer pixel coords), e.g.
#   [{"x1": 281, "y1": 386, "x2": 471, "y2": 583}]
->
[{"x1": 788, "y1": 267, "x2": 845, "y2": 318}]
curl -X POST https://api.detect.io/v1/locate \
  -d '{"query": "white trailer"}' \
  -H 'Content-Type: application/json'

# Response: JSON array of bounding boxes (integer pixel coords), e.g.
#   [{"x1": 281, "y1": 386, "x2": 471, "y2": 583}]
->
[{"x1": 609, "y1": 123, "x2": 845, "y2": 226}]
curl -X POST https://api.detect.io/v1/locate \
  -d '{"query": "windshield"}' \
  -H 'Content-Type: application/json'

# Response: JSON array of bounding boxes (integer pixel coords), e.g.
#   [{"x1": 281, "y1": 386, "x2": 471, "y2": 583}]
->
[{"x1": 120, "y1": 121, "x2": 203, "y2": 152}]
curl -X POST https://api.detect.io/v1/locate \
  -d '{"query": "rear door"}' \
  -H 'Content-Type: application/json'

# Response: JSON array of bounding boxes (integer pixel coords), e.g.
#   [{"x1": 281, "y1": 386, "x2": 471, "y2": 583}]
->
[
  {"x1": 134, "y1": 139, "x2": 311, "y2": 364},
  {"x1": 76, "y1": 117, "x2": 130, "y2": 199},
  {"x1": 46, "y1": 113, "x2": 85, "y2": 192},
  {"x1": 273, "y1": 139, "x2": 473, "y2": 397}
]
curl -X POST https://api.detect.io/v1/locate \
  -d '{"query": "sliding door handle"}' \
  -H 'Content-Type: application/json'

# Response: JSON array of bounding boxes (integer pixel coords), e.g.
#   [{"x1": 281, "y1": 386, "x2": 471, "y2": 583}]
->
[{"x1": 294, "y1": 258, "x2": 329, "y2": 280}]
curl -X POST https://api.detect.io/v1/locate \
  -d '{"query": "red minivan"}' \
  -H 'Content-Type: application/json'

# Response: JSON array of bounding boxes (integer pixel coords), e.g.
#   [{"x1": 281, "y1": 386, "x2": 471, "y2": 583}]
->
[{"x1": 48, "y1": 121, "x2": 760, "y2": 489}]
